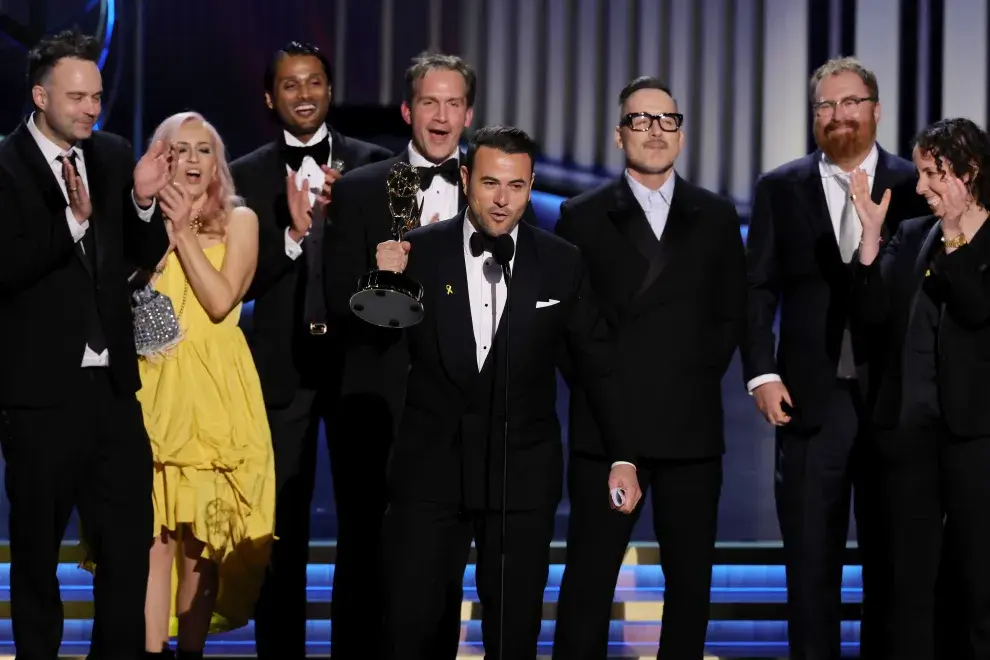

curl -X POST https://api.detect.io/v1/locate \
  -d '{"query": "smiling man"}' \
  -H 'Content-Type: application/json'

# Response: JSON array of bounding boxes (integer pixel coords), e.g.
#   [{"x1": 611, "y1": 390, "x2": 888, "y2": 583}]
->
[
  {"x1": 228, "y1": 40, "x2": 392, "y2": 660},
  {"x1": 374, "y1": 125, "x2": 634, "y2": 660}
]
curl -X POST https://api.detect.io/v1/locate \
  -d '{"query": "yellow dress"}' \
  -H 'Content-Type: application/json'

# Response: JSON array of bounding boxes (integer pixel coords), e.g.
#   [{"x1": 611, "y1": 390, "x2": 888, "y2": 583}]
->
[{"x1": 138, "y1": 243, "x2": 276, "y2": 634}]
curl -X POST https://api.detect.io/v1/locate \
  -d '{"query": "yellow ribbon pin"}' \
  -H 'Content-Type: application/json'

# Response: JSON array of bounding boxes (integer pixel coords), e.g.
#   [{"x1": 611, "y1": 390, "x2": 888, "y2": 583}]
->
[
  {"x1": 445, "y1": 284, "x2": 453, "y2": 295},
  {"x1": 925, "y1": 269, "x2": 931, "y2": 277}
]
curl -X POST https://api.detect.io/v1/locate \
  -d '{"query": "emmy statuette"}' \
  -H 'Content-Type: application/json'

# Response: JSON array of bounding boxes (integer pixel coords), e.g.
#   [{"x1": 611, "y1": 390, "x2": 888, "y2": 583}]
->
[{"x1": 349, "y1": 162, "x2": 427, "y2": 328}]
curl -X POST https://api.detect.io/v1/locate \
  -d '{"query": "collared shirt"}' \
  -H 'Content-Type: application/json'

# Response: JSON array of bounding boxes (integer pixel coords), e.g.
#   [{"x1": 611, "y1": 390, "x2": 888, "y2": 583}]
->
[
  {"x1": 624, "y1": 169, "x2": 676, "y2": 240},
  {"x1": 409, "y1": 142, "x2": 461, "y2": 226},
  {"x1": 462, "y1": 212, "x2": 519, "y2": 370}
]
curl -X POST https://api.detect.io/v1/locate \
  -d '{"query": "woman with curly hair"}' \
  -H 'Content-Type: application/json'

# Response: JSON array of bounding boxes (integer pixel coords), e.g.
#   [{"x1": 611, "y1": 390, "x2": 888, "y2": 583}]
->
[{"x1": 849, "y1": 117, "x2": 990, "y2": 659}]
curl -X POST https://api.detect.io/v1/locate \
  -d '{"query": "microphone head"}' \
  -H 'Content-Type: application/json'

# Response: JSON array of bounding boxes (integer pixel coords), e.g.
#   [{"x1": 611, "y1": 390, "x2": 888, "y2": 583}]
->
[{"x1": 494, "y1": 233, "x2": 515, "y2": 265}]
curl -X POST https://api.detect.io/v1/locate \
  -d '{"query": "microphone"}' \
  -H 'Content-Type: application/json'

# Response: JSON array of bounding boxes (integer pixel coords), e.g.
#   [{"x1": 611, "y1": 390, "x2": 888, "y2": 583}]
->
[{"x1": 493, "y1": 231, "x2": 514, "y2": 660}]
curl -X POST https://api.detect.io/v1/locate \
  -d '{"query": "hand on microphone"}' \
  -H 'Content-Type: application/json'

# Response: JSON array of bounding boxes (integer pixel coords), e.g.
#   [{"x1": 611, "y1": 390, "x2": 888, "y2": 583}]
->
[{"x1": 377, "y1": 240, "x2": 411, "y2": 273}]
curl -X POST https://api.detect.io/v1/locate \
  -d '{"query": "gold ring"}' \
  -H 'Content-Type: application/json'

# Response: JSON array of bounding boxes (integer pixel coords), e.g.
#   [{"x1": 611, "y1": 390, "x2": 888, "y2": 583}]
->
[
  {"x1": 69, "y1": 187, "x2": 77, "y2": 192},
  {"x1": 850, "y1": 194, "x2": 857, "y2": 201}
]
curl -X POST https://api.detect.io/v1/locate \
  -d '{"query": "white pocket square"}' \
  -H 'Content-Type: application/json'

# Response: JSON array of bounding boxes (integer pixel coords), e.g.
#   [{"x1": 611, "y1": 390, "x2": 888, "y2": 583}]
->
[{"x1": 535, "y1": 299, "x2": 559, "y2": 309}]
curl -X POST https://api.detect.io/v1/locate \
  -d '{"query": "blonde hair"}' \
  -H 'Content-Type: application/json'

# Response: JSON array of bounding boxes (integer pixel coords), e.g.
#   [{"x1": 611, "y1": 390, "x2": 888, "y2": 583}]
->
[
  {"x1": 149, "y1": 111, "x2": 242, "y2": 234},
  {"x1": 809, "y1": 56, "x2": 879, "y2": 102}
]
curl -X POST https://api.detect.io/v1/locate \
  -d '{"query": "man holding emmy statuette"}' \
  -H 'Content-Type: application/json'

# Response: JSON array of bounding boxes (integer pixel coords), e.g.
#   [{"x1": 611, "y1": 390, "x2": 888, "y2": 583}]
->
[
  {"x1": 372, "y1": 125, "x2": 638, "y2": 660},
  {"x1": 229, "y1": 40, "x2": 392, "y2": 660}
]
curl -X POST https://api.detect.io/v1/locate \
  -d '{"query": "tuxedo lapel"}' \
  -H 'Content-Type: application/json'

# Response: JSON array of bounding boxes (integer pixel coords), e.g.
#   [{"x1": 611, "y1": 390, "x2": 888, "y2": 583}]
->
[
  {"x1": 434, "y1": 217, "x2": 477, "y2": 389},
  {"x1": 10, "y1": 123, "x2": 93, "y2": 277},
  {"x1": 872, "y1": 149, "x2": 901, "y2": 246},
  {"x1": 907, "y1": 219, "x2": 942, "y2": 327},
  {"x1": 607, "y1": 179, "x2": 656, "y2": 296},
  {"x1": 507, "y1": 223, "x2": 539, "y2": 363}
]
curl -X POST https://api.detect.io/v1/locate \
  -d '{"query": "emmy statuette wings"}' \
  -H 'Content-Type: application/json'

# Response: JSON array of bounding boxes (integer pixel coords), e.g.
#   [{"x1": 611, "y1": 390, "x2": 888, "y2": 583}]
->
[{"x1": 350, "y1": 162, "x2": 427, "y2": 328}]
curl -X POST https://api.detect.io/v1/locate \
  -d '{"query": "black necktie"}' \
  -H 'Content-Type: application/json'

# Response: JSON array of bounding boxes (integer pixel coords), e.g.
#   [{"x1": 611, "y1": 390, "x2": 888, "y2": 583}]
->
[
  {"x1": 283, "y1": 136, "x2": 331, "y2": 171},
  {"x1": 469, "y1": 231, "x2": 497, "y2": 257},
  {"x1": 417, "y1": 158, "x2": 459, "y2": 190},
  {"x1": 62, "y1": 151, "x2": 107, "y2": 354}
]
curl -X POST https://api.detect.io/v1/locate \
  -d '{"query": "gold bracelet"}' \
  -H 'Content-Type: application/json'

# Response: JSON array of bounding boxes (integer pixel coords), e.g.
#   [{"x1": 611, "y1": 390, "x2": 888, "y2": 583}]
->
[{"x1": 941, "y1": 234, "x2": 968, "y2": 249}]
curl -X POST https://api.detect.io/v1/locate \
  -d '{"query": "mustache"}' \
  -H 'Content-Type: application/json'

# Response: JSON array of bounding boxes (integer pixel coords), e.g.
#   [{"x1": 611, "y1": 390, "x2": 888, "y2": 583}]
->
[{"x1": 824, "y1": 119, "x2": 859, "y2": 133}]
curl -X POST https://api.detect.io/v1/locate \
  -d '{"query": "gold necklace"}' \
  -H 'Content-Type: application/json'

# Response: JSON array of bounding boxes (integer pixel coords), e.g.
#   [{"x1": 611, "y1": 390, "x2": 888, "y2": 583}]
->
[{"x1": 189, "y1": 209, "x2": 204, "y2": 235}]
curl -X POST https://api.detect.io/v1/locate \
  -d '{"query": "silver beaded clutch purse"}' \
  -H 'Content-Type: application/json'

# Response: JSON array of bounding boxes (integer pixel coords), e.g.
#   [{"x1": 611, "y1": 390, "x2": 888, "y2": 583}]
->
[{"x1": 129, "y1": 248, "x2": 184, "y2": 359}]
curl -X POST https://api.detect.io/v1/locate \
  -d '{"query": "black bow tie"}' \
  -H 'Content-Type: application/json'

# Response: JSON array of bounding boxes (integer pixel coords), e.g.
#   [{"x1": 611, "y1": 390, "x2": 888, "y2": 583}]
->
[
  {"x1": 469, "y1": 231, "x2": 498, "y2": 257},
  {"x1": 283, "y1": 136, "x2": 331, "y2": 171},
  {"x1": 417, "y1": 158, "x2": 459, "y2": 190}
]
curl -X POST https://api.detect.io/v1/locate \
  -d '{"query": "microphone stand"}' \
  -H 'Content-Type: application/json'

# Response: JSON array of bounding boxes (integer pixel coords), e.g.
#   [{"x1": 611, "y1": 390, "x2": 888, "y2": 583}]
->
[{"x1": 497, "y1": 257, "x2": 511, "y2": 660}]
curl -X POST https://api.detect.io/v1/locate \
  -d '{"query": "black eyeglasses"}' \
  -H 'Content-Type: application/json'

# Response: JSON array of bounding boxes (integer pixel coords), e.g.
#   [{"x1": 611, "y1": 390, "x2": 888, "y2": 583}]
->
[
  {"x1": 811, "y1": 96, "x2": 878, "y2": 116},
  {"x1": 620, "y1": 112, "x2": 684, "y2": 132}
]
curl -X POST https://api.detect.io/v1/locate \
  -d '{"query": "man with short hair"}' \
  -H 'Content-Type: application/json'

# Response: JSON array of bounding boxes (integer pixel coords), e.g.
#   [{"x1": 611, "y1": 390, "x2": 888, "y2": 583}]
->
[
  {"x1": 373, "y1": 124, "x2": 637, "y2": 660},
  {"x1": 742, "y1": 57, "x2": 930, "y2": 659},
  {"x1": 229, "y1": 40, "x2": 392, "y2": 660},
  {"x1": 552, "y1": 76, "x2": 746, "y2": 660},
  {"x1": 0, "y1": 28, "x2": 172, "y2": 659}
]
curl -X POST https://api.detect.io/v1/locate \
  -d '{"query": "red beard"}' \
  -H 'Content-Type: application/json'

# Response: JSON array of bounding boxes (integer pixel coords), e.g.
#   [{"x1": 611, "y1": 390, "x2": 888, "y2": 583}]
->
[{"x1": 815, "y1": 118, "x2": 876, "y2": 163}]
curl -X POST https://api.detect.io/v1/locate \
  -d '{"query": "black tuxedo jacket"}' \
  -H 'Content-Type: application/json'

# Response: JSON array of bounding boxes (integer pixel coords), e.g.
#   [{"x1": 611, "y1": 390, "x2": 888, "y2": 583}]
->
[
  {"x1": 323, "y1": 152, "x2": 539, "y2": 433},
  {"x1": 0, "y1": 121, "x2": 169, "y2": 406},
  {"x1": 230, "y1": 126, "x2": 392, "y2": 406},
  {"x1": 555, "y1": 175, "x2": 746, "y2": 460},
  {"x1": 389, "y1": 217, "x2": 630, "y2": 510},
  {"x1": 742, "y1": 145, "x2": 931, "y2": 428},
  {"x1": 853, "y1": 215, "x2": 990, "y2": 436}
]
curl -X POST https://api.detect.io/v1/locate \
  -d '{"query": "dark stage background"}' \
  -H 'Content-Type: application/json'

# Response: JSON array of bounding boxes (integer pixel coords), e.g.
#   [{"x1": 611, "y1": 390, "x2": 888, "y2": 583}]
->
[{"x1": 3, "y1": 0, "x2": 986, "y2": 545}]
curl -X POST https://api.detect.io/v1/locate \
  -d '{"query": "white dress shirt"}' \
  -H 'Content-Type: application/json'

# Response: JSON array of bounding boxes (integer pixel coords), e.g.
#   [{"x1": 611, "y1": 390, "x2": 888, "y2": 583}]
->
[
  {"x1": 409, "y1": 142, "x2": 461, "y2": 226},
  {"x1": 26, "y1": 113, "x2": 156, "y2": 367},
  {"x1": 462, "y1": 214, "x2": 518, "y2": 370},
  {"x1": 746, "y1": 143, "x2": 878, "y2": 392},
  {"x1": 284, "y1": 124, "x2": 333, "y2": 261},
  {"x1": 624, "y1": 169, "x2": 675, "y2": 240}
]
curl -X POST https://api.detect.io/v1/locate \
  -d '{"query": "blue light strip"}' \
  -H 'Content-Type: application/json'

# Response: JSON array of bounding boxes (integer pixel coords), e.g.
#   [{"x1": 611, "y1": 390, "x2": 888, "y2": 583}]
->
[{"x1": 94, "y1": 0, "x2": 116, "y2": 131}]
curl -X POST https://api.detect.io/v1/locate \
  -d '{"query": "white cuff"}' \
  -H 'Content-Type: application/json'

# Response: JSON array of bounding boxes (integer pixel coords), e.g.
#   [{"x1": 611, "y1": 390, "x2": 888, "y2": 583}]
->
[
  {"x1": 610, "y1": 461, "x2": 636, "y2": 470},
  {"x1": 65, "y1": 208, "x2": 89, "y2": 243},
  {"x1": 131, "y1": 190, "x2": 156, "y2": 221},
  {"x1": 285, "y1": 226, "x2": 304, "y2": 260},
  {"x1": 746, "y1": 373, "x2": 782, "y2": 394}
]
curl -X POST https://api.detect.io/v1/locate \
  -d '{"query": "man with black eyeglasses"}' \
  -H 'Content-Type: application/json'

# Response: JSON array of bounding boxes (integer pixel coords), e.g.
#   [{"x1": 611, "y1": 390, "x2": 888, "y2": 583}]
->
[
  {"x1": 552, "y1": 76, "x2": 746, "y2": 660},
  {"x1": 741, "y1": 57, "x2": 930, "y2": 660}
]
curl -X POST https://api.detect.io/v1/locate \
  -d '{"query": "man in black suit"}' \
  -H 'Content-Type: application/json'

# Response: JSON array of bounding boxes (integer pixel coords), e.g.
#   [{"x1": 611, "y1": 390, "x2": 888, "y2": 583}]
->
[
  {"x1": 323, "y1": 52, "x2": 479, "y2": 657},
  {"x1": 742, "y1": 57, "x2": 930, "y2": 660},
  {"x1": 551, "y1": 76, "x2": 746, "y2": 660},
  {"x1": 228, "y1": 40, "x2": 392, "y2": 660},
  {"x1": 0, "y1": 29, "x2": 171, "y2": 659},
  {"x1": 373, "y1": 125, "x2": 640, "y2": 660}
]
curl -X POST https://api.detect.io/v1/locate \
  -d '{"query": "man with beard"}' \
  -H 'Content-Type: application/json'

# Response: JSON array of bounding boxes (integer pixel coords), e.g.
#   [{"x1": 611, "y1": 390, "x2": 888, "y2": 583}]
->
[
  {"x1": 229, "y1": 40, "x2": 392, "y2": 660},
  {"x1": 742, "y1": 57, "x2": 930, "y2": 659},
  {"x1": 551, "y1": 76, "x2": 745, "y2": 660}
]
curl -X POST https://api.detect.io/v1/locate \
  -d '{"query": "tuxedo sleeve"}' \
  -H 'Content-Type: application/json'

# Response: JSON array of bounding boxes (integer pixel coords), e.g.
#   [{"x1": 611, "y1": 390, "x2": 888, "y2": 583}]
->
[
  {"x1": 0, "y1": 169, "x2": 77, "y2": 294},
  {"x1": 712, "y1": 204, "x2": 747, "y2": 374},
  {"x1": 232, "y1": 163, "x2": 299, "y2": 301},
  {"x1": 933, "y1": 233, "x2": 990, "y2": 328},
  {"x1": 561, "y1": 258, "x2": 635, "y2": 464},
  {"x1": 741, "y1": 176, "x2": 780, "y2": 382},
  {"x1": 851, "y1": 222, "x2": 903, "y2": 328},
  {"x1": 324, "y1": 175, "x2": 371, "y2": 318}
]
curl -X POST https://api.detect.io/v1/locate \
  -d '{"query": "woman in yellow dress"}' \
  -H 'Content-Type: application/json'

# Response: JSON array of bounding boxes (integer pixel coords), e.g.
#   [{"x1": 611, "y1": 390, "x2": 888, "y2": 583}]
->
[{"x1": 139, "y1": 111, "x2": 275, "y2": 659}]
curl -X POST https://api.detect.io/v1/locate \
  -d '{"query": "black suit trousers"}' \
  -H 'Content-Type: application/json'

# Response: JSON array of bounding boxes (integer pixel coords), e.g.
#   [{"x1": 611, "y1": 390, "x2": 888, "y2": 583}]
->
[
  {"x1": 774, "y1": 379, "x2": 883, "y2": 660},
  {"x1": 0, "y1": 369, "x2": 153, "y2": 660},
  {"x1": 382, "y1": 499, "x2": 556, "y2": 660},
  {"x1": 553, "y1": 452, "x2": 722, "y2": 660},
  {"x1": 253, "y1": 376, "x2": 393, "y2": 660},
  {"x1": 870, "y1": 424, "x2": 990, "y2": 660}
]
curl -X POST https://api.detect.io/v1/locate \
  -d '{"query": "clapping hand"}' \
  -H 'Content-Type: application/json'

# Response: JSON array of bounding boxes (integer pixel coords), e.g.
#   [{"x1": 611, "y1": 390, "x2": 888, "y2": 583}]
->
[
  {"x1": 133, "y1": 140, "x2": 175, "y2": 205},
  {"x1": 936, "y1": 175, "x2": 972, "y2": 237},
  {"x1": 62, "y1": 156, "x2": 92, "y2": 224},
  {"x1": 286, "y1": 171, "x2": 313, "y2": 240}
]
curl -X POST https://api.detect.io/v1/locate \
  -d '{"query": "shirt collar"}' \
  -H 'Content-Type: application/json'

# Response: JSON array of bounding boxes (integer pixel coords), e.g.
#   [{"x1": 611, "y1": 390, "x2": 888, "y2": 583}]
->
[
  {"x1": 819, "y1": 142, "x2": 879, "y2": 179},
  {"x1": 283, "y1": 124, "x2": 330, "y2": 148},
  {"x1": 624, "y1": 169, "x2": 675, "y2": 210},
  {"x1": 461, "y1": 209, "x2": 520, "y2": 262},
  {"x1": 408, "y1": 141, "x2": 460, "y2": 168},
  {"x1": 27, "y1": 112, "x2": 81, "y2": 164}
]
